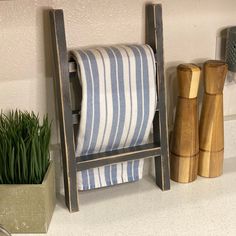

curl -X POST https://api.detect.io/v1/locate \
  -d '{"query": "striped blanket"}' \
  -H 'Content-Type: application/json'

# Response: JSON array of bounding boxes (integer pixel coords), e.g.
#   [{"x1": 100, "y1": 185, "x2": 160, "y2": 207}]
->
[{"x1": 71, "y1": 45, "x2": 156, "y2": 190}]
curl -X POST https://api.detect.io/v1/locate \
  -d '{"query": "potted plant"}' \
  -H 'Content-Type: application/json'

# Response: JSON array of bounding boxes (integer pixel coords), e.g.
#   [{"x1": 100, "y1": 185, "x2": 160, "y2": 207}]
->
[{"x1": 0, "y1": 111, "x2": 55, "y2": 234}]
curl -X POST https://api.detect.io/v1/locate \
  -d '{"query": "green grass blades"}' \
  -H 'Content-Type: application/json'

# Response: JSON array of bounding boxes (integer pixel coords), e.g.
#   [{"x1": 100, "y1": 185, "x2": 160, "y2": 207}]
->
[{"x1": 0, "y1": 110, "x2": 51, "y2": 184}]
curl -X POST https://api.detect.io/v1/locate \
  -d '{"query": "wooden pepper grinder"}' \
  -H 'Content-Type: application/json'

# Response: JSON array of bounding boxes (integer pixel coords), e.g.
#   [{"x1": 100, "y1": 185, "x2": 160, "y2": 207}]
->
[
  {"x1": 198, "y1": 60, "x2": 228, "y2": 177},
  {"x1": 170, "y1": 64, "x2": 201, "y2": 183}
]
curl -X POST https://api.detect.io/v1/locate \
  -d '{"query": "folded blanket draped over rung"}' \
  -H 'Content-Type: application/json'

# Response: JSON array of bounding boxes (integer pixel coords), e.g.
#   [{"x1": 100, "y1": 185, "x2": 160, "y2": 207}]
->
[{"x1": 71, "y1": 44, "x2": 157, "y2": 190}]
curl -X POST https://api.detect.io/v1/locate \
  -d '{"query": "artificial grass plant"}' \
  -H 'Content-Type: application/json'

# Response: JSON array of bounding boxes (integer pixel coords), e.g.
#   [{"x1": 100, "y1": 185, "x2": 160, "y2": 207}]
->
[{"x1": 0, "y1": 111, "x2": 51, "y2": 184}]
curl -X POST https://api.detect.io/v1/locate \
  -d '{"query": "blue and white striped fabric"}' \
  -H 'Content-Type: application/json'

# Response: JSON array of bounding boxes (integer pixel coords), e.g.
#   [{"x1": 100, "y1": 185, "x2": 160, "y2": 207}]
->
[{"x1": 71, "y1": 44, "x2": 157, "y2": 190}]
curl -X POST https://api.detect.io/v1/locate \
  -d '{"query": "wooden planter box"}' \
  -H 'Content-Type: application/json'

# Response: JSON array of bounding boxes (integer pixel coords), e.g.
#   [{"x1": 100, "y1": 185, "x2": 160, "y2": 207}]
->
[{"x1": 0, "y1": 161, "x2": 56, "y2": 234}]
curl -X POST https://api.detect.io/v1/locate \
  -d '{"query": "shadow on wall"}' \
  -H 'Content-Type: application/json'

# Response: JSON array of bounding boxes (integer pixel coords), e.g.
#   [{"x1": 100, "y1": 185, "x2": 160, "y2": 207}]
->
[
  {"x1": 40, "y1": 7, "x2": 59, "y2": 145},
  {"x1": 165, "y1": 62, "x2": 179, "y2": 131}
]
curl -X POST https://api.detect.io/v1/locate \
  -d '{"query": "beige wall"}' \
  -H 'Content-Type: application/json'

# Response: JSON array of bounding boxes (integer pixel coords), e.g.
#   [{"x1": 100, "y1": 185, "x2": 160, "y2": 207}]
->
[{"x1": 1, "y1": 0, "x2": 236, "y2": 144}]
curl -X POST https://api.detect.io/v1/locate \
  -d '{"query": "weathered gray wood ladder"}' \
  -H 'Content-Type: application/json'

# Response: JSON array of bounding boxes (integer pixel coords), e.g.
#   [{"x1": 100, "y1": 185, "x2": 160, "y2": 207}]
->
[{"x1": 49, "y1": 4, "x2": 170, "y2": 212}]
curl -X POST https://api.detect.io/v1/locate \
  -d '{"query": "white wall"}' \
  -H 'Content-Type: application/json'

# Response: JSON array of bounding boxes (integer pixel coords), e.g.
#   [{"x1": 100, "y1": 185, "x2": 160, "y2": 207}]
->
[{"x1": 0, "y1": 0, "x2": 236, "y2": 156}]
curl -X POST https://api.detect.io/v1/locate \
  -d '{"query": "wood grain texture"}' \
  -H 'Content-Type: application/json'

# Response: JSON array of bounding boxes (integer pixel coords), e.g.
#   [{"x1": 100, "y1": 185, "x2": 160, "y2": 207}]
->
[
  {"x1": 77, "y1": 143, "x2": 161, "y2": 171},
  {"x1": 198, "y1": 60, "x2": 227, "y2": 178},
  {"x1": 177, "y1": 64, "x2": 200, "y2": 99},
  {"x1": 170, "y1": 64, "x2": 200, "y2": 183},
  {"x1": 171, "y1": 98, "x2": 199, "y2": 157},
  {"x1": 149, "y1": 4, "x2": 171, "y2": 190},
  {"x1": 49, "y1": 10, "x2": 79, "y2": 212},
  {"x1": 199, "y1": 94, "x2": 224, "y2": 151},
  {"x1": 198, "y1": 150, "x2": 224, "y2": 177},
  {"x1": 171, "y1": 153, "x2": 198, "y2": 183},
  {"x1": 204, "y1": 60, "x2": 228, "y2": 95}
]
